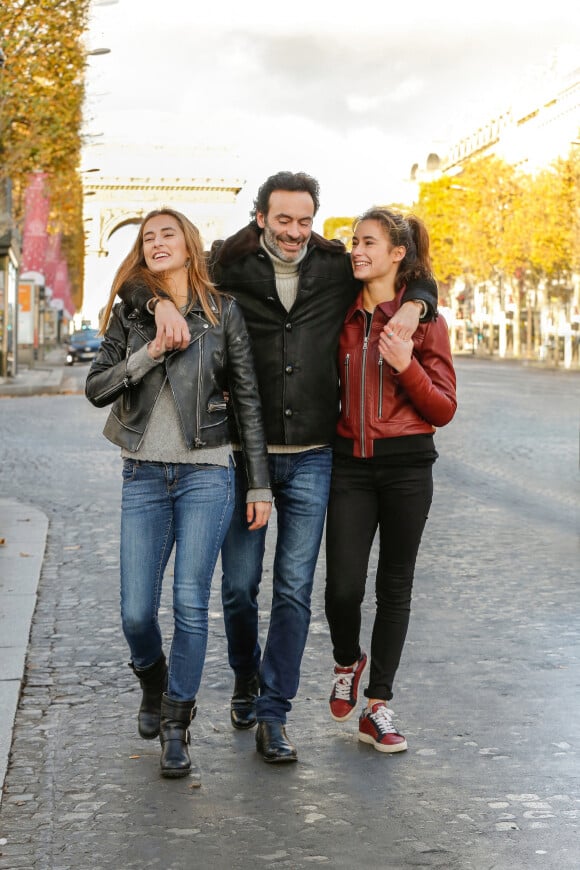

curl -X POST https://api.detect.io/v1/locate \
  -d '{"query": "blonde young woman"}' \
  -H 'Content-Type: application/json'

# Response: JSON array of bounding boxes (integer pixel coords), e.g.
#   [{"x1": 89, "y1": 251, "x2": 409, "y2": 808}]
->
[{"x1": 86, "y1": 209, "x2": 271, "y2": 779}]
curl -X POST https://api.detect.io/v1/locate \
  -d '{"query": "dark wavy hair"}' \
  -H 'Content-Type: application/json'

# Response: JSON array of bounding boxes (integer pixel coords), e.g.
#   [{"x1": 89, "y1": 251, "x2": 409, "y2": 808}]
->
[
  {"x1": 354, "y1": 207, "x2": 435, "y2": 291},
  {"x1": 251, "y1": 171, "x2": 320, "y2": 219}
]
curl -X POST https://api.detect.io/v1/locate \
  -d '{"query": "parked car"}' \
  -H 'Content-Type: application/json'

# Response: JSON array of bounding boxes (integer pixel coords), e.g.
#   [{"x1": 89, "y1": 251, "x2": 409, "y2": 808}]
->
[{"x1": 65, "y1": 328, "x2": 102, "y2": 366}]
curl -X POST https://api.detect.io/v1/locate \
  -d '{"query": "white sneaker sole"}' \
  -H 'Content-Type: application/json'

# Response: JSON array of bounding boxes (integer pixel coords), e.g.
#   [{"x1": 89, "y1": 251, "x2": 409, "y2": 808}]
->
[
  {"x1": 358, "y1": 732, "x2": 408, "y2": 753},
  {"x1": 330, "y1": 706, "x2": 357, "y2": 723}
]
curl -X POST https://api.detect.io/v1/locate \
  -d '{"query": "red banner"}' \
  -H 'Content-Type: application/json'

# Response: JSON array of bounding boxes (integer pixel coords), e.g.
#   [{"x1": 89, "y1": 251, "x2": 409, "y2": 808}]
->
[{"x1": 21, "y1": 172, "x2": 50, "y2": 274}]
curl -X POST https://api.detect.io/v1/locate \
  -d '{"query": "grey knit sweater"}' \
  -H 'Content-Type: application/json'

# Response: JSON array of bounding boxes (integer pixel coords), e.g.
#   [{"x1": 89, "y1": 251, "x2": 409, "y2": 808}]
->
[{"x1": 121, "y1": 344, "x2": 270, "y2": 503}]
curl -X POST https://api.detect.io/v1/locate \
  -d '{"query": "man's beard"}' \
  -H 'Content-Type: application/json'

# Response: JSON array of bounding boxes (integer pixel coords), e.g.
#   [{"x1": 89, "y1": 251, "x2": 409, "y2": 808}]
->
[{"x1": 262, "y1": 224, "x2": 306, "y2": 262}]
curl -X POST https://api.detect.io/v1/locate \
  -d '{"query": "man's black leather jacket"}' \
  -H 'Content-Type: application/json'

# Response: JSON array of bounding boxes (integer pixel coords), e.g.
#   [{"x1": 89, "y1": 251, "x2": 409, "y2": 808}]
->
[
  {"x1": 85, "y1": 294, "x2": 270, "y2": 491},
  {"x1": 120, "y1": 224, "x2": 438, "y2": 447}
]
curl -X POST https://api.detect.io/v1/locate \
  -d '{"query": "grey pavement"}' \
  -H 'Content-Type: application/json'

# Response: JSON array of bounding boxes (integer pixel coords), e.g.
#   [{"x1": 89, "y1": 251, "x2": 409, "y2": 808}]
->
[
  {"x1": 0, "y1": 500, "x2": 48, "y2": 806},
  {"x1": 0, "y1": 348, "x2": 70, "y2": 398},
  {"x1": 0, "y1": 348, "x2": 68, "y2": 803},
  {"x1": 0, "y1": 356, "x2": 578, "y2": 869}
]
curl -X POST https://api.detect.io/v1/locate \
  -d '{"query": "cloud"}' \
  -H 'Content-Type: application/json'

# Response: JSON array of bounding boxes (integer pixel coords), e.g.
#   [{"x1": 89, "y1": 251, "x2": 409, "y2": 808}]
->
[{"x1": 84, "y1": 0, "x2": 580, "y2": 220}]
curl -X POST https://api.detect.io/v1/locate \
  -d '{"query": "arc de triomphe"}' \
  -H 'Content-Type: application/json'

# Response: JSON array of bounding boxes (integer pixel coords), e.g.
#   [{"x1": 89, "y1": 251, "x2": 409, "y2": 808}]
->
[{"x1": 81, "y1": 174, "x2": 243, "y2": 324}]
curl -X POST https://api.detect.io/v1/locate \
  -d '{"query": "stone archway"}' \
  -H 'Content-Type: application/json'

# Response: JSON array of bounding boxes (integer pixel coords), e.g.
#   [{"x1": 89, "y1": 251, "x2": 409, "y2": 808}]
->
[
  {"x1": 83, "y1": 174, "x2": 243, "y2": 256},
  {"x1": 81, "y1": 174, "x2": 243, "y2": 324}
]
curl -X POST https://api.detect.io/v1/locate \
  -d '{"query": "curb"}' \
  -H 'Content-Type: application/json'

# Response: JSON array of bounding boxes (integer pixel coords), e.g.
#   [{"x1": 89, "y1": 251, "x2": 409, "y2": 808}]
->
[
  {"x1": 0, "y1": 383, "x2": 65, "y2": 398},
  {"x1": 0, "y1": 500, "x2": 48, "y2": 806},
  {"x1": 0, "y1": 367, "x2": 67, "y2": 398}
]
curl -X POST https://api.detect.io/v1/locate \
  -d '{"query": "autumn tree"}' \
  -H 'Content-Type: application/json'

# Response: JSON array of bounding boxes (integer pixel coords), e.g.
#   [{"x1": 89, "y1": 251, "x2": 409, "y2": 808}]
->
[
  {"x1": 415, "y1": 150, "x2": 580, "y2": 356},
  {"x1": 414, "y1": 175, "x2": 468, "y2": 287},
  {"x1": 323, "y1": 216, "x2": 356, "y2": 249},
  {"x1": 0, "y1": 0, "x2": 91, "y2": 308},
  {"x1": 324, "y1": 151, "x2": 580, "y2": 358},
  {"x1": 524, "y1": 156, "x2": 578, "y2": 284}
]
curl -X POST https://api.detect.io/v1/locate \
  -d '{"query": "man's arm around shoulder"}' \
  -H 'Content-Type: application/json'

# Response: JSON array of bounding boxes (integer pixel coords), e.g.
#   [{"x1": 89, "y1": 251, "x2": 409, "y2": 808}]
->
[
  {"x1": 390, "y1": 277, "x2": 438, "y2": 340},
  {"x1": 117, "y1": 282, "x2": 190, "y2": 351}
]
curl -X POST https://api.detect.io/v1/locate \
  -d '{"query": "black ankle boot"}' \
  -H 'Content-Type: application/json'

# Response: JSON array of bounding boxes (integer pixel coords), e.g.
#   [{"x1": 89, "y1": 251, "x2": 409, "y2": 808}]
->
[
  {"x1": 230, "y1": 672, "x2": 260, "y2": 730},
  {"x1": 159, "y1": 695, "x2": 197, "y2": 778},
  {"x1": 256, "y1": 721, "x2": 297, "y2": 763},
  {"x1": 129, "y1": 653, "x2": 168, "y2": 740}
]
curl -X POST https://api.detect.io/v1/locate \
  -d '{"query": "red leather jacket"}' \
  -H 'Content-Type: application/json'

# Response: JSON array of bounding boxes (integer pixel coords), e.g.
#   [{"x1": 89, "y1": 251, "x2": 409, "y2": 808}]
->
[{"x1": 336, "y1": 289, "x2": 457, "y2": 458}]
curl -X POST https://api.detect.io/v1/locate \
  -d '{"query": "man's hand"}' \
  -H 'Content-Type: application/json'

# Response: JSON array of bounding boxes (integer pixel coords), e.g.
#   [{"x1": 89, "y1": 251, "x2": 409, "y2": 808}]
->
[
  {"x1": 154, "y1": 299, "x2": 190, "y2": 350},
  {"x1": 385, "y1": 300, "x2": 423, "y2": 341},
  {"x1": 246, "y1": 501, "x2": 272, "y2": 530}
]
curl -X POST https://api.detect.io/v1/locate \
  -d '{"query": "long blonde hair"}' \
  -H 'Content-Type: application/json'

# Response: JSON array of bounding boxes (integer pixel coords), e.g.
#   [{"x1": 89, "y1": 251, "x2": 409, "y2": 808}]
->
[{"x1": 99, "y1": 208, "x2": 221, "y2": 331}]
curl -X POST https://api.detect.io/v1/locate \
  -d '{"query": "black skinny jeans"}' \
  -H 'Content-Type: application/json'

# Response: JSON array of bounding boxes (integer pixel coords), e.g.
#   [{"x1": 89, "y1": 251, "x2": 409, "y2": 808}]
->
[{"x1": 325, "y1": 453, "x2": 433, "y2": 701}]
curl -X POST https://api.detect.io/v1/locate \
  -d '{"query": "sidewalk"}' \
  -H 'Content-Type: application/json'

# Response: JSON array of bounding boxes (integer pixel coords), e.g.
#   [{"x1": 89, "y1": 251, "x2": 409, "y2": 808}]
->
[
  {"x1": 0, "y1": 349, "x2": 68, "y2": 397},
  {"x1": 0, "y1": 500, "x2": 48, "y2": 806},
  {"x1": 0, "y1": 347, "x2": 77, "y2": 804}
]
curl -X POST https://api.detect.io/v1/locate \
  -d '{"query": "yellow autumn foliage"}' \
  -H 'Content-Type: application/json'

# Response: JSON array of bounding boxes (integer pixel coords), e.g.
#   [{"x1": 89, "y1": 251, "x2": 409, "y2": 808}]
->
[
  {"x1": 0, "y1": 0, "x2": 91, "y2": 309},
  {"x1": 325, "y1": 151, "x2": 580, "y2": 313}
]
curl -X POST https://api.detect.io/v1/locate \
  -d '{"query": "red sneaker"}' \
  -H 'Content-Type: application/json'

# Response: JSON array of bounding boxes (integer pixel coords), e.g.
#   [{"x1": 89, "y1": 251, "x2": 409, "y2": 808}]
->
[
  {"x1": 329, "y1": 652, "x2": 367, "y2": 722},
  {"x1": 358, "y1": 702, "x2": 407, "y2": 753}
]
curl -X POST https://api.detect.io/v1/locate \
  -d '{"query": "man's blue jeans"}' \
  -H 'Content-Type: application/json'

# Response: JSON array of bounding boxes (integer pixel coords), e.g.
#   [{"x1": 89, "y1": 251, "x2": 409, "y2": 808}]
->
[
  {"x1": 221, "y1": 448, "x2": 332, "y2": 723},
  {"x1": 120, "y1": 459, "x2": 234, "y2": 702}
]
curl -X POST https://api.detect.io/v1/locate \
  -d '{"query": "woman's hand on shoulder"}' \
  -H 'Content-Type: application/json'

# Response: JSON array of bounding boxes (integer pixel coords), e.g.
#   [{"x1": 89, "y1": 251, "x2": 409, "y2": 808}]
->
[
  {"x1": 378, "y1": 330, "x2": 413, "y2": 373},
  {"x1": 147, "y1": 335, "x2": 168, "y2": 360}
]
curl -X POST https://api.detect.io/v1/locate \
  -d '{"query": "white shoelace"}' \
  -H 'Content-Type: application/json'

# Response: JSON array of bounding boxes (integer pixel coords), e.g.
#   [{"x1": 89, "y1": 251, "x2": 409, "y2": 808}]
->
[
  {"x1": 368, "y1": 705, "x2": 398, "y2": 735},
  {"x1": 332, "y1": 670, "x2": 355, "y2": 700}
]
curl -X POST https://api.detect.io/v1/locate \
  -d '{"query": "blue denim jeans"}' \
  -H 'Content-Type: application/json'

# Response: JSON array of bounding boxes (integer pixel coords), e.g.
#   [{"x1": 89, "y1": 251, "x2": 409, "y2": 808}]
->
[
  {"x1": 120, "y1": 459, "x2": 234, "y2": 702},
  {"x1": 221, "y1": 448, "x2": 333, "y2": 722}
]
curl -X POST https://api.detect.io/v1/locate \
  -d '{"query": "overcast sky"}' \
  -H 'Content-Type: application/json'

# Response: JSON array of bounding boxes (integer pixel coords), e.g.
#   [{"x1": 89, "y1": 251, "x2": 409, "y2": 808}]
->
[{"x1": 83, "y1": 0, "x2": 579, "y2": 229}]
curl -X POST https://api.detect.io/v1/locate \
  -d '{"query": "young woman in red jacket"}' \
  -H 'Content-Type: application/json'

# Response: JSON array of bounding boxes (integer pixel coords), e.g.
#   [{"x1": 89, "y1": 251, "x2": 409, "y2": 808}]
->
[{"x1": 325, "y1": 207, "x2": 457, "y2": 753}]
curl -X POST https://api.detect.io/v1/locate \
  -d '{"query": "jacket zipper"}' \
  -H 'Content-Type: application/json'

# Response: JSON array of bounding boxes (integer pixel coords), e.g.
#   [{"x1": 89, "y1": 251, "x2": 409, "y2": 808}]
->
[
  {"x1": 93, "y1": 375, "x2": 130, "y2": 404},
  {"x1": 378, "y1": 355, "x2": 383, "y2": 419},
  {"x1": 123, "y1": 343, "x2": 133, "y2": 411},
  {"x1": 163, "y1": 315, "x2": 211, "y2": 447},
  {"x1": 194, "y1": 337, "x2": 204, "y2": 447},
  {"x1": 92, "y1": 333, "x2": 137, "y2": 405},
  {"x1": 360, "y1": 334, "x2": 369, "y2": 458},
  {"x1": 344, "y1": 354, "x2": 350, "y2": 418}
]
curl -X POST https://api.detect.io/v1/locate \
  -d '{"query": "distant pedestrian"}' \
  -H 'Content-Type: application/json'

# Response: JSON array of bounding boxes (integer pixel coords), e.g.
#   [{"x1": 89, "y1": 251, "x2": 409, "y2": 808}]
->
[
  {"x1": 86, "y1": 208, "x2": 271, "y2": 779},
  {"x1": 325, "y1": 208, "x2": 457, "y2": 753}
]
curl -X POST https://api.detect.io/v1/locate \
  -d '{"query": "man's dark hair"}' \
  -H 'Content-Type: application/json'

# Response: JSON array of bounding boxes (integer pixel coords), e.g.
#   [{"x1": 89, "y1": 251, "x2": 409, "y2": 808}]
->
[{"x1": 251, "y1": 171, "x2": 320, "y2": 220}]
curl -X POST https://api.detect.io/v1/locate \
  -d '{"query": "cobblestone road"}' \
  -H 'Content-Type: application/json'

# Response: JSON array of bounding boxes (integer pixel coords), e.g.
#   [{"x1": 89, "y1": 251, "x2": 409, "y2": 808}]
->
[{"x1": 0, "y1": 358, "x2": 578, "y2": 869}]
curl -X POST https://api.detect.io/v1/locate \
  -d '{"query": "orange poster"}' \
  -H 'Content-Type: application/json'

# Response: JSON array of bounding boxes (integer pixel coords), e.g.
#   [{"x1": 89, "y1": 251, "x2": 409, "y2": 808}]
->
[{"x1": 19, "y1": 282, "x2": 33, "y2": 313}]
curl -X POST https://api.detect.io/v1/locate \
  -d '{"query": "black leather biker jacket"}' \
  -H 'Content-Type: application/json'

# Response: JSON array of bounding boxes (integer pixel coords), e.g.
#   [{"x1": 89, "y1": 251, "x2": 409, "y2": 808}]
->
[{"x1": 85, "y1": 294, "x2": 270, "y2": 491}]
